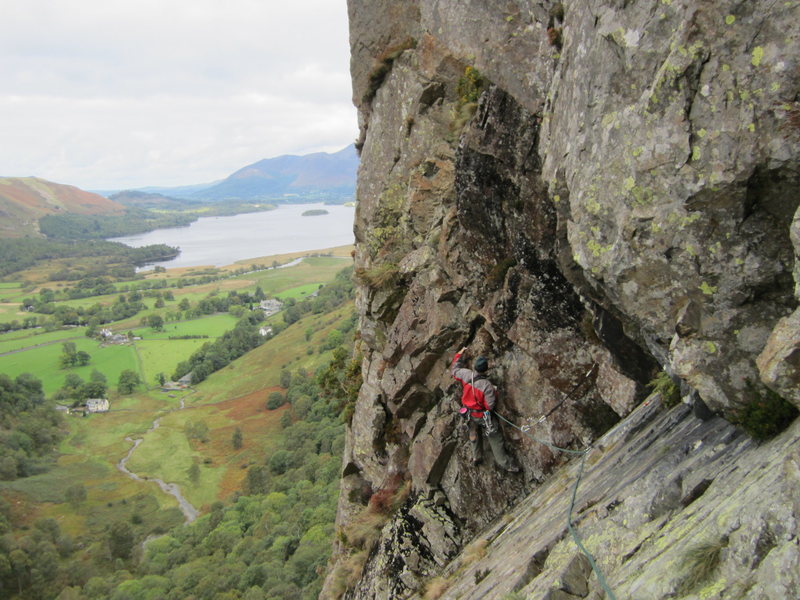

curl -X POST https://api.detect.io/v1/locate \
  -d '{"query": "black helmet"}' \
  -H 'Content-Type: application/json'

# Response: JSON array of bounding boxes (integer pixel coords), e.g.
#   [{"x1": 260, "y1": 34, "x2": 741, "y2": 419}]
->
[{"x1": 474, "y1": 356, "x2": 488, "y2": 373}]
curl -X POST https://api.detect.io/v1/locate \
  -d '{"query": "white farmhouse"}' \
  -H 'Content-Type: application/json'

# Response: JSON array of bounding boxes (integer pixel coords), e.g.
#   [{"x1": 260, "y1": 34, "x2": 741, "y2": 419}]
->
[
  {"x1": 259, "y1": 298, "x2": 284, "y2": 317},
  {"x1": 85, "y1": 398, "x2": 110, "y2": 413}
]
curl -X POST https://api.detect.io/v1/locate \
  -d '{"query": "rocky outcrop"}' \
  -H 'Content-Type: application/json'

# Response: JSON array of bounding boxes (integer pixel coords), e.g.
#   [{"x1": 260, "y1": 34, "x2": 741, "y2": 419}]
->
[
  {"x1": 323, "y1": 1, "x2": 800, "y2": 598},
  {"x1": 407, "y1": 399, "x2": 800, "y2": 599}
]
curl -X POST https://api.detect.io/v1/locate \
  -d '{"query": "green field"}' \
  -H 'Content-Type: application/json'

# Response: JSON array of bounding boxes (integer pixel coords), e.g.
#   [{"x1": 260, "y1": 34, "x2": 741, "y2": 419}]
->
[
  {"x1": 1, "y1": 252, "x2": 354, "y2": 505},
  {"x1": 231, "y1": 256, "x2": 350, "y2": 293},
  {"x1": 0, "y1": 249, "x2": 355, "y2": 599},
  {"x1": 131, "y1": 313, "x2": 239, "y2": 340},
  {"x1": 0, "y1": 281, "x2": 25, "y2": 301},
  {"x1": 195, "y1": 301, "x2": 354, "y2": 404},
  {"x1": 0, "y1": 294, "x2": 26, "y2": 319},
  {"x1": 135, "y1": 339, "x2": 209, "y2": 385},
  {"x1": 0, "y1": 336, "x2": 139, "y2": 396},
  {"x1": 0, "y1": 327, "x2": 83, "y2": 354},
  {"x1": 275, "y1": 282, "x2": 325, "y2": 299},
  {"x1": 3, "y1": 299, "x2": 354, "y2": 518}
]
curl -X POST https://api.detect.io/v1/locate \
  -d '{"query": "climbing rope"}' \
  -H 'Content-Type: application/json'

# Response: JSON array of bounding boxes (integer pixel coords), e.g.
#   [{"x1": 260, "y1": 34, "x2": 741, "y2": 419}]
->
[
  {"x1": 493, "y1": 411, "x2": 619, "y2": 600},
  {"x1": 536, "y1": 363, "x2": 598, "y2": 424}
]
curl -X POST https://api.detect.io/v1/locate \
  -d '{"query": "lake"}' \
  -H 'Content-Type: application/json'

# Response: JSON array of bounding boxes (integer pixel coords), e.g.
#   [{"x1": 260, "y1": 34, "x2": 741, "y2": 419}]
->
[{"x1": 110, "y1": 203, "x2": 355, "y2": 269}]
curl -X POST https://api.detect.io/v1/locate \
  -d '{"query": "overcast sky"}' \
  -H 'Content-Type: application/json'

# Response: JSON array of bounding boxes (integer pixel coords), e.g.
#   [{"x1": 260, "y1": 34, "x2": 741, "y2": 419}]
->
[{"x1": 0, "y1": 0, "x2": 356, "y2": 190}]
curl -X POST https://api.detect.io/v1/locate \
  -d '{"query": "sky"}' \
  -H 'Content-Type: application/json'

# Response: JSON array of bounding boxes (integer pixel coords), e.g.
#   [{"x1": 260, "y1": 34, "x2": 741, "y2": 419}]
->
[{"x1": 0, "y1": 0, "x2": 357, "y2": 190}]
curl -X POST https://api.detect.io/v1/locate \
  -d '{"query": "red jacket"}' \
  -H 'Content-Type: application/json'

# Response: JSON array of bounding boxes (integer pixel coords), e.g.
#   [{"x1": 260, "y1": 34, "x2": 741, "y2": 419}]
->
[{"x1": 451, "y1": 352, "x2": 497, "y2": 417}]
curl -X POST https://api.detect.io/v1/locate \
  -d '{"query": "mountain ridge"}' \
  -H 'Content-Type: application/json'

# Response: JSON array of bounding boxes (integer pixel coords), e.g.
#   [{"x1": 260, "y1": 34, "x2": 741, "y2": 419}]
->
[
  {"x1": 194, "y1": 145, "x2": 358, "y2": 202},
  {"x1": 109, "y1": 145, "x2": 359, "y2": 203},
  {"x1": 0, "y1": 176, "x2": 125, "y2": 237}
]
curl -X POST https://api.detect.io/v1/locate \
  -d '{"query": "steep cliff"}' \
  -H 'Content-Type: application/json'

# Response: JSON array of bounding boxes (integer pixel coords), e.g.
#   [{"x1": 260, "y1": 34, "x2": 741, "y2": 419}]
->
[{"x1": 323, "y1": 1, "x2": 800, "y2": 598}]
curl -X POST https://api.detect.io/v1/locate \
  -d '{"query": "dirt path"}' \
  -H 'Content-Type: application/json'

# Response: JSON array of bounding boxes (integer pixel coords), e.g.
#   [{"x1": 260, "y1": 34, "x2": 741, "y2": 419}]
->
[{"x1": 115, "y1": 398, "x2": 199, "y2": 523}]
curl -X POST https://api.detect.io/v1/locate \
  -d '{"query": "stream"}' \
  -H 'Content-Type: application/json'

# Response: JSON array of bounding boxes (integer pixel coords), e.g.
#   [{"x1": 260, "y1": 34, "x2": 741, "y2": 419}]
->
[{"x1": 116, "y1": 398, "x2": 199, "y2": 524}]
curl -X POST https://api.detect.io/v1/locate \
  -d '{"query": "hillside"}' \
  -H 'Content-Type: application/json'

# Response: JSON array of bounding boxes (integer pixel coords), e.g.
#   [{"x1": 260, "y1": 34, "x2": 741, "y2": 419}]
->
[
  {"x1": 323, "y1": 1, "x2": 800, "y2": 599},
  {"x1": 190, "y1": 145, "x2": 358, "y2": 202},
  {"x1": 107, "y1": 190, "x2": 199, "y2": 210},
  {"x1": 0, "y1": 254, "x2": 357, "y2": 599},
  {"x1": 0, "y1": 177, "x2": 125, "y2": 237}
]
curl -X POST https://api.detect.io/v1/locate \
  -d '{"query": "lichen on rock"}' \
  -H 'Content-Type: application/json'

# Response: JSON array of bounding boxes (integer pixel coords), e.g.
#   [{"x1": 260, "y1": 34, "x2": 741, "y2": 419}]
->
[{"x1": 323, "y1": 1, "x2": 800, "y2": 598}]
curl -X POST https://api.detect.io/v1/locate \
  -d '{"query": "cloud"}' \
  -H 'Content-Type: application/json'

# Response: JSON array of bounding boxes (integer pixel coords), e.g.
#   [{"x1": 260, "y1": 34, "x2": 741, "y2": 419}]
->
[{"x1": 0, "y1": 0, "x2": 356, "y2": 189}]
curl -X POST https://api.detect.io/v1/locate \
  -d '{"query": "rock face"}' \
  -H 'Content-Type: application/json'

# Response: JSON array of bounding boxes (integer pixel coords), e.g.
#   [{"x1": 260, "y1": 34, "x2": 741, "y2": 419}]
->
[{"x1": 322, "y1": 1, "x2": 800, "y2": 598}]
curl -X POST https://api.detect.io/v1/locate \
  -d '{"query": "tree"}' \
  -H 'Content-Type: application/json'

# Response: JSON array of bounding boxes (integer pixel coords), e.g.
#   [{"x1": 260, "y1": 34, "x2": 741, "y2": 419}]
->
[
  {"x1": 65, "y1": 484, "x2": 87, "y2": 508},
  {"x1": 280, "y1": 369, "x2": 292, "y2": 389},
  {"x1": 232, "y1": 427, "x2": 243, "y2": 450},
  {"x1": 155, "y1": 372, "x2": 166, "y2": 387},
  {"x1": 184, "y1": 420, "x2": 209, "y2": 443},
  {"x1": 148, "y1": 314, "x2": 164, "y2": 331},
  {"x1": 58, "y1": 342, "x2": 78, "y2": 368},
  {"x1": 266, "y1": 392, "x2": 286, "y2": 410},
  {"x1": 268, "y1": 450, "x2": 291, "y2": 475},
  {"x1": 107, "y1": 521, "x2": 134, "y2": 559},
  {"x1": 55, "y1": 373, "x2": 84, "y2": 401},
  {"x1": 9, "y1": 548, "x2": 30, "y2": 595},
  {"x1": 90, "y1": 369, "x2": 107, "y2": 385},
  {"x1": 78, "y1": 369, "x2": 107, "y2": 400},
  {"x1": 117, "y1": 370, "x2": 141, "y2": 395},
  {"x1": 75, "y1": 350, "x2": 91, "y2": 366},
  {"x1": 187, "y1": 463, "x2": 200, "y2": 484}
]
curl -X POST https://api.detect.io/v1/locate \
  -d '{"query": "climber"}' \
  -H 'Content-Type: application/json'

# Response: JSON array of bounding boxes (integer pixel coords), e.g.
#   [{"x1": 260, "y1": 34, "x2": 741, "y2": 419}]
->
[{"x1": 451, "y1": 347, "x2": 519, "y2": 472}]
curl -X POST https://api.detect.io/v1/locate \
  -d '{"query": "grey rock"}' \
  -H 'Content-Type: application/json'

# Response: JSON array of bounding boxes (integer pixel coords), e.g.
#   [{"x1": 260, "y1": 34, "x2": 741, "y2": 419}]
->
[{"x1": 323, "y1": 0, "x2": 800, "y2": 598}]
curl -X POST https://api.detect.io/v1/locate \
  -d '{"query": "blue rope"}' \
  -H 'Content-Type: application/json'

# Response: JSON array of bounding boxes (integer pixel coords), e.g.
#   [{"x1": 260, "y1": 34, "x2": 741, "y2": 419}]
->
[{"x1": 493, "y1": 411, "x2": 618, "y2": 600}]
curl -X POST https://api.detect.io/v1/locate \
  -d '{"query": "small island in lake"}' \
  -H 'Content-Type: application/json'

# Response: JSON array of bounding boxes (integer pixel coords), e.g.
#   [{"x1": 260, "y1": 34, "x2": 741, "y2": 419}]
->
[{"x1": 301, "y1": 209, "x2": 329, "y2": 217}]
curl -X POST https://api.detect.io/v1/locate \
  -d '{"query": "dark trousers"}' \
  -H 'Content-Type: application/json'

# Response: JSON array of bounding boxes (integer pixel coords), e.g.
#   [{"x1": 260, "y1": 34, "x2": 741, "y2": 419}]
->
[{"x1": 467, "y1": 413, "x2": 512, "y2": 469}]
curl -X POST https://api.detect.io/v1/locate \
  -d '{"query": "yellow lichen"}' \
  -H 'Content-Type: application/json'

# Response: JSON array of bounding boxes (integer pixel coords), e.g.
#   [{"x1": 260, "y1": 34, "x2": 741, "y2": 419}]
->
[
  {"x1": 585, "y1": 197, "x2": 602, "y2": 214},
  {"x1": 698, "y1": 578, "x2": 726, "y2": 598},
  {"x1": 751, "y1": 46, "x2": 764, "y2": 67},
  {"x1": 699, "y1": 282, "x2": 717, "y2": 295}
]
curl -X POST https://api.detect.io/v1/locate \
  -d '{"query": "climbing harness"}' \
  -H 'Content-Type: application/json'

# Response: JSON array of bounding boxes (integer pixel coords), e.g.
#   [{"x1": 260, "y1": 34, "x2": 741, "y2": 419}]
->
[
  {"x1": 467, "y1": 372, "x2": 496, "y2": 435},
  {"x1": 450, "y1": 355, "x2": 616, "y2": 596},
  {"x1": 492, "y1": 410, "x2": 618, "y2": 600},
  {"x1": 481, "y1": 410, "x2": 496, "y2": 435}
]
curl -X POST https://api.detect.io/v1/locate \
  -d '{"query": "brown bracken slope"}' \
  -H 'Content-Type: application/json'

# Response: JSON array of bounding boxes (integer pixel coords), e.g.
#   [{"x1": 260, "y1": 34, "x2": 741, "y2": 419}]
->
[{"x1": 0, "y1": 176, "x2": 125, "y2": 238}]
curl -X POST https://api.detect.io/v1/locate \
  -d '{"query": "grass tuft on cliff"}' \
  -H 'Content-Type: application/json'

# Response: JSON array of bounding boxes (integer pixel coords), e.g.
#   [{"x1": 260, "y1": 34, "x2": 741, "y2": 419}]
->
[
  {"x1": 731, "y1": 382, "x2": 798, "y2": 441},
  {"x1": 678, "y1": 537, "x2": 727, "y2": 594}
]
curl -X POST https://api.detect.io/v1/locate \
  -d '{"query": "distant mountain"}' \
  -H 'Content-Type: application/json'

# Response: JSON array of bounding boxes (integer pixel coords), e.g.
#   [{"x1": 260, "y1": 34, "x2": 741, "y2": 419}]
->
[
  {"x1": 122, "y1": 181, "x2": 224, "y2": 199},
  {"x1": 108, "y1": 190, "x2": 200, "y2": 210},
  {"x1": 0, "y1": 177, "x2": 125, "y2": 238},
  {"x1": 194, "y1": 145, "x2": 358, "y2": 202},
  {"x1": 107, "y1": 145, "x2": 358, "y2": 203}
]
